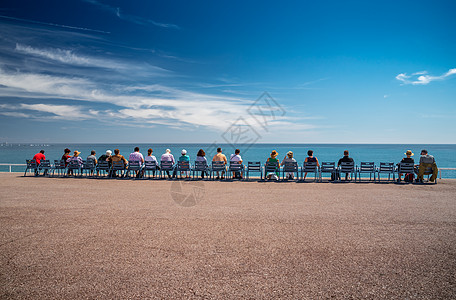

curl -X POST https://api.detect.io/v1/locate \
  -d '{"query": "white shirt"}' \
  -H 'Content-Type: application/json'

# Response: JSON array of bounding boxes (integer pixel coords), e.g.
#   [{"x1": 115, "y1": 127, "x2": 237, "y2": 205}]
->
[
  {"x1": 145, "y1": 155, "x2": 158, "y2": 164},
  {"x1": 230, "y1": 154, "x2": 242, "y2": 162}
]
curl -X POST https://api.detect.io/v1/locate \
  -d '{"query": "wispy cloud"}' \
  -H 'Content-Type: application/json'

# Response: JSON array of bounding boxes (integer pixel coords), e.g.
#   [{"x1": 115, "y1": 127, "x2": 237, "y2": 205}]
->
[
  {"x1": 82, "y1": 0, "x2": 179, "y2": 29},
  {"x1": 396, "y1": 68, "x2": 456, "y2": 85}
]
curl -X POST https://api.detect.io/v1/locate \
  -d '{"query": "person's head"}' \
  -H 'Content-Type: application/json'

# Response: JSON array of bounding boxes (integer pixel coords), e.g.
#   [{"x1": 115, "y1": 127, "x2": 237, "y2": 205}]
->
[
  {"x1": 181, "y1": 149, "x2": 187, "y2": 156},
  {"x1": 344, "y1": 150, "x2": 349, "y2": 156},
  {"x1": 235, "y1": 149, "x2": 240, "y2": 155},
  {"x1": 197, "y1": 149, "x2": 205, "y2": 157},
  {"x1": 106, "y1": 150, "x2": 112, "y2": 156},
  {"x1": 307, "y1": 150, "x2": 313, "y2": 157},
  {"x1": 74, "y1": 150, "x2": 81, "y2": 157},
  {"x1": 421, "y1": 149, "x2": 428, "y2": 155},
  {"x1": 114, "y1": 149, "x2": 120, "y2": 155},
  {"x1": 287, "y1": 151, "x2": 293, "y2": 158},
  {"x1": 271, "y1": 150, "x2": 278, "y2": 158},
  {"x1": 165, "y1": 149, "x2": 171, "y2": 153},
  {"x1": 148, "y1": 148, "x2": 153, "y2": 156},
  {"x1": 405, "y1": 150, "x2": 414, "y2": 157},
  {"x1": 91, "y1": 150, "x2": 96, "y2": 155},
  {"x1": 39, "y1": 150, "x2": 45, "y2": 154},
  {"x1": 134, "y1": 147, "x2": 139, "y2": 152},
  {"x1": 64, "y1": 148, "x2": 71, "y2": 154},
  {"x1": 217, "y1": 147, "x2": 222, "y2": 153}
]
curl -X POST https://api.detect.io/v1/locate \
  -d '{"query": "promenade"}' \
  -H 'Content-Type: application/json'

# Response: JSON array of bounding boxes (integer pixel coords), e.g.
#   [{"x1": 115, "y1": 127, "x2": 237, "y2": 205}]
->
[{"x1": 1, "y1": 173, "x2": 455, "y2": 299}]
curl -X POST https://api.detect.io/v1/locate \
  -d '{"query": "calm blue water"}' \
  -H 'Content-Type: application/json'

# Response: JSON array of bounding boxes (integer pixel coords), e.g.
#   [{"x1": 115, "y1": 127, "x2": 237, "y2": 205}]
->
[{"x1": 1, "y1": 143, "x2": 455, "y2": 178}]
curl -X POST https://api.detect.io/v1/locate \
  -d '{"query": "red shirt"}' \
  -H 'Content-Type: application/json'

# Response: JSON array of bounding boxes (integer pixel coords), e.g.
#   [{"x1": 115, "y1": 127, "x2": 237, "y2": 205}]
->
[{"x1": 33, "y1": 153, "x2": 46, "y2": 164}]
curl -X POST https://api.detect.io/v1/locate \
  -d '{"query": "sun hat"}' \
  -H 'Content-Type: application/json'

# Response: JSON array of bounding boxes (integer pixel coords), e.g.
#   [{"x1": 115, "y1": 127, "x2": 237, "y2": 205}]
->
[
  {"x1": 74, "y1": 150, "x2": 81, "y2": 156},
  {"x1": 287, "y1": 151, "x2": 293, "y2": 158},
  {"x1": 181, "y1": 149, "x2": 187, "y2": 155},
  {"x1": 271, "y1": 150, "x2": 278, "y2": 158},
  {"x1": 404, "y1": 150, "x2": 414, "y2": 156},
  {"x1": 106, "y1": 150, "x2": 112, "y2": 155}
]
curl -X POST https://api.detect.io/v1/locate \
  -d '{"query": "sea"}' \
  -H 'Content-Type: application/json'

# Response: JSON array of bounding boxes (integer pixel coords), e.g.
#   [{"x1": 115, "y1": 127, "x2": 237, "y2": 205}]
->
[{"x1": 1, "y1": 143, "x2": 455, "y2": 178}]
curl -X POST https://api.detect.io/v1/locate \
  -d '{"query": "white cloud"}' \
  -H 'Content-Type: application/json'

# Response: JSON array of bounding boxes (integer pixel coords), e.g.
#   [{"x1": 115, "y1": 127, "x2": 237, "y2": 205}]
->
[{"x1": 396, "y1": 68, "x2": 456, "y2": 85}]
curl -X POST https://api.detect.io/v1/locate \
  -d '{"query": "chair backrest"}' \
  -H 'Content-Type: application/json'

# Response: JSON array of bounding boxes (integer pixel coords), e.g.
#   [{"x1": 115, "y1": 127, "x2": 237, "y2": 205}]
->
[
  {"x1": 68, "y1": 159, "x2": 81, "y2": 169},
  {"x1": 303, "y1": 161, "x2": 318, "y2": 172},
  {"x1": 26, "y1": 160, "x2": 37, "y2": 168},
  {"x1": 211, "y1": 161, "x2": 226, "y2": 171},
  {"x1": 128, "y1": 161, "x2": 141, "y2": 170},
  {"x1": 379, "y1": 162, "x2": 394, "y2": 172},
  {"x1": 398, "y1": 162, "x2": 414, "y2": 174},
  {"x1": 193, "y1": 161, "x2": 208, "y2": 171},
  {"x1": 247, "y1": 161, "x2": 261, "y2": 172},
  {"x1": 39, "y1": 160, "x2": 51, "y2": 168},
  {"x1": 264, "y1": 161, "x2": 279, "y2": 173},
  {"x1": 229, "y1": 161, "x2": 243, "y2": 171},
  {"x1": 160, "y1": 161, "x2": 174, "y2": 171},
  {"x1": 112, "y1": 160, "x2": 126, "y2": 170},
  {"x1": 144, "y1": 161, "x2": 158, "y2": 170},
  {"x1": 283, "y1": 161, "x2": 298, "y2": 172},
  {"x1": 97, "y1": 160, "x2": 110, "y2": 170},
  {"x1": 82, "y1": 160, "x2": 95, "y2": 168},
  {"x1": 54, "y1": 160, "x2": 66, "y2": 168},
  {"x1": 177, "y1": 161, "x2": 190, "y2": 170},
  {"x1": 359, "y1": 162, "x2": 375, "y2": 172},
  {"x1": 339, "y1": 161, "x2": 355, "y2": 173},
  {"x1": 320, "y1": 162, "x2": 335, "y2": 172}
]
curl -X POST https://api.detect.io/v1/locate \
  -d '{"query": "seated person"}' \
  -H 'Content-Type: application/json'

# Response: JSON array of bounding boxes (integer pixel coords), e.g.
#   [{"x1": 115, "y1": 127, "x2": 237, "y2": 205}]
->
[
  {"x1": 196, "y1": 149, "x2": 208, "y2": 178},
  {"x1": 129, "y1": 147, "x2": 145, "y2": 178},
  {"x1": 230, "y1": 149, "x2": 243, "y2": 179},
  {"x1": 161, "y1": 149, "x2": 175, "y2": 178},
  {"x1": 212, "y1": 148, "x2": 227, "y2": 180},
  {"x1": 177, "y1": 149, "x2": 190, "y2": 178},
  {"x1": 33, "y1": 150, "x2": 46, "y2": 176},
  {"x1": 337, "y1": 150, "x2": 354, "y2": 180},
  {"x1": 281, "y1": 151, "x2": 297, "y2": 180},
  {"x1": 398, "y1": 150, "x2": 414, "y2": 182},
  {"x1": 109, "y1": 149, "x2": 128, "y2": 177},
  {"x1": 417, "y1": 149, "x2": 438, "y2": 182},
  {"x1": 145, "y1": 148, "x2": 159, "y2": 177},
  {"x1": 303, "y1": 150, "x2": 320, "y2": 180},
  {"x1": 266, "y1": 150, "x2": 280, "y2": 180}
]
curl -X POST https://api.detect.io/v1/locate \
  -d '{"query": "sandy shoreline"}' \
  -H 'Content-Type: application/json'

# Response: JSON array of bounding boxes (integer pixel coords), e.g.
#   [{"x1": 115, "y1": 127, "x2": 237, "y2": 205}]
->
[{"x1": 1, "y1": 173, "x2": 455, "y2": 299}]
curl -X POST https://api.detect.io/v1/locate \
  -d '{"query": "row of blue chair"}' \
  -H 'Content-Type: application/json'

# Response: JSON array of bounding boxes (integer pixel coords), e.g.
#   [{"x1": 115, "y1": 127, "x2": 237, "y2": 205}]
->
[{"x1": 25, "y1": 160, "x2": 426, "y2": 182}]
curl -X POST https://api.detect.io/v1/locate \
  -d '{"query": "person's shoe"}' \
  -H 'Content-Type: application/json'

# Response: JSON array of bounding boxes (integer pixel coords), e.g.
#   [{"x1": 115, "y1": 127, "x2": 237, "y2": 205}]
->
[
  {"x1": 216, "y1": 176, "x2": 220, "y2": 180},
  {"x1": 221, "y1": 176, "x2": 224, "y2": 180}
]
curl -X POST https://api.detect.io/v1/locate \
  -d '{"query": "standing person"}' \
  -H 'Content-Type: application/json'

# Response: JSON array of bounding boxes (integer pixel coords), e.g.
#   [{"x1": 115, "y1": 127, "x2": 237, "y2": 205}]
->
[
  {"x1": 177, "y1": 149, "x2": 190, "y2": 178},
  {"x1": 145, "y1": 148, "x2": 159, "y2": 177},
  {"x1": 128, "y1": 147, "x2": 145, "y2": 178},
  {"x1": 62, "y1": 148, "x2": 72, "y2": 175},
  {"x1": 196, "y1": 149, "x2": 208, "y2": 178},
  {"x1": 337, "y1": 150, "x2": 354, "y2": 180},
  {"x1": 109, "y1": 149, "x2": 128, "y2": 177},
  {"x1": 266, "y1": 150, "x2": 280, "y2": 180},
  {"x1": 303, "y1": 150, "x2": 320, "y2": 180},
  {"x1": 212, "y1": 147, "x2": 227, "y2": 180},
  {"x1": 161, "y1": 149, "x2": 175, "y2": 178},
  {"x1": 87, "y1": 150, "x2": 98, "y2": 176},
  {"x1": 281, "y1": 151, "x2": 297, "y2": 180},
  {"x1": 398, "y1": 150, "x2": 414, "y2": 182},
  {"x1": 230, "y1": 149, "x2": 243, "y2": 179},
  {"x1": 32, "y1": 150, "x2": 46, "y2": 176}
]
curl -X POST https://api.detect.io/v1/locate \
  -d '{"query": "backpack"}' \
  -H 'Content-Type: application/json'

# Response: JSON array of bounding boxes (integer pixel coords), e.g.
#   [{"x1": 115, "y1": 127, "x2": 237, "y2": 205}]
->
[{"x1": 404, "y1": 173, "x2": 414, "y2": 182}]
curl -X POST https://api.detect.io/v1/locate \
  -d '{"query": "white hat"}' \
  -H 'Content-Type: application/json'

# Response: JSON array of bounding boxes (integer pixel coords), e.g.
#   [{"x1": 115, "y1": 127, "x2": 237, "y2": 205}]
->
[
  {"x1": 181, "y1": 149, "x2": 187, "y2": 155},
  {"x1": 166, "y1": 149, "x2": 171, "y2": 153},
  {"x1": 106, "y1": 150, "x2": 112, "y2": 155}
]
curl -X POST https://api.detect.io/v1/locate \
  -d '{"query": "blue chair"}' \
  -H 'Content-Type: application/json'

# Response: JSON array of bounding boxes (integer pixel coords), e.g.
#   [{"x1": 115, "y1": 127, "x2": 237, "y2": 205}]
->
[
  {"x1": 282, "y1": 161, "x2": 299, "y2": 180},
  {"x1": 160, "y1": 161, "x2": 175, "y2": 178},
  {"x1": 356, "y1": 162, "x2": 376, "y2": 182},
  {"x1": 192, "y1": 161, "x2": 209, "y2": 179},
  {"x1": 301, "y1": 161, "x2": 318, "y2": 182},
  {"x1": 319, "y1": 162, "x2": 336, "y2": 182},
  {"x1": 111, "y1": 161, "x2": 126, "y2": 178},
  {"x1": 52, "y1": 160, "x2": 67, "y2": 177},
  {"x1": 126, "y1": 161, "x2": 143, "y2": 178},
  {"x1": 38, "y1": 160, "x2": 52, "y2": 177},
  {"x1": 24, "y1": 160, "x2": 38, "y2": 176},
  {"x1": 397, "y1": 162, "x2": 415, "y2": 183},
  {"x1": 228, "y1": 161, "x2": 244, "y2": 180},
  {"x1": 338, "y1": 161, "x2": 355, "y2": 181},
  {"x1": 144, "y1": 161, "x2": 159, "y2": 178},
  {"x1": 376, "y1": 162, "x2": 395, "y2": 182},
  {"x1": 264, "y1": 161, "x2": 279, "y2": 180},
  {"x1": 210, "y1": 161, "x2": 226, "y2": 180},
  {"x1": 246, "y1": 161, "x2": 262, "y2": 181},
  {"x1": 97, "y1": 161, "x2": 111, "y2": 177},
  {"x1": 67, "y1": 160, "x2": 82, "y2": 177},
  {"x1": 176, "y1": 161, "x2": 191, "y2": 178},
  {"x1": 81, "y1": 160, "x2": 96, "y2": 177}
]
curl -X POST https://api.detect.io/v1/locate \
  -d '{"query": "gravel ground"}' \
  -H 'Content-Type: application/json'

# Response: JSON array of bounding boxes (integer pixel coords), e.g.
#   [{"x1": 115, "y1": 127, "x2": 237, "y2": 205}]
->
[{"x1": 1, "y1": 173, "x2": 455, "y2": 299}]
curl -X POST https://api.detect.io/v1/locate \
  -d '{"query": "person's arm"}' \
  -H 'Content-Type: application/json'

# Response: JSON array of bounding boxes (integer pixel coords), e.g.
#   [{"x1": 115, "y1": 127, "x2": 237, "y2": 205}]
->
[
  {"x1": 305, "y1": 157, "x2": 308, "y2": 163},
  {"x1": 316, "y1": 158, "x2": 320, "y2": 167}
]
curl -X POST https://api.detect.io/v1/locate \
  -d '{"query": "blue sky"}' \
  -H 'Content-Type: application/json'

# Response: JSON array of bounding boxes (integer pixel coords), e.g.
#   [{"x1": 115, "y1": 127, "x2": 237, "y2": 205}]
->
[{"x1": 0, "y1": 0, "x2": 455, "y2": 143}]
